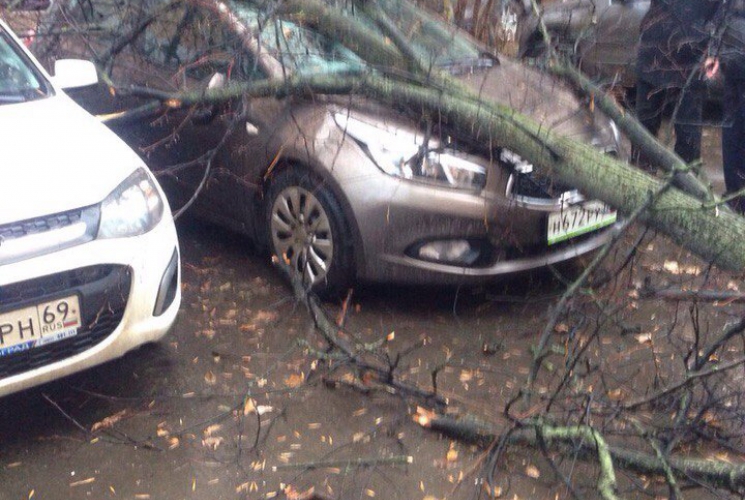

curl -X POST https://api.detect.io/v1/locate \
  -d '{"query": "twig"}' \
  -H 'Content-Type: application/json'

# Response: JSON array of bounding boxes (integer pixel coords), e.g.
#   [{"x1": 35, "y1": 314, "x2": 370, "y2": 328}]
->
[
  {"x1": 271, "y1": 455, "x2": 412, "y2": 471},
  {"x1": 639, "y1": 286, "x2": 745, "y2": 303}
]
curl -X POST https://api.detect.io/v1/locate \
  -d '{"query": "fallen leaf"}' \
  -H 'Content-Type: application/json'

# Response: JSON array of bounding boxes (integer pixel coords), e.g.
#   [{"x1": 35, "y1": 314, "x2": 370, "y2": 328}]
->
[
  {"x1": 284, "y1": 373, "x2": 305, "y2": 388},
  {"x1": 204, "y1": 370, "x2": 217, "y2": 385},
  {"x1": 635, "y1": 333, "x2": 653, "y2": 345},
  {"x1": 203, "y1": 424, "x2": 222, "y2": 437},
  {"x1": 525, "y1": 464, "x2": 540, "y2": 478},
  {"x1": 607, "y1": 388, "x2": 624, "y2": 401},
  {"x1": 663, "y1": 260, "x2": 701, "y2": 276},
  {"x1": 446, "y1": 444, "x2": 458, "y2": 463},
  {"x1": 257, "y1": 405, "x2": 274, "y2": 415},
  {"x1": 284, "y1": 485, "x2": 316, "y2": 500},
  {"x1": 554, "y1": 323, "x2": 570, "y2": 334},
  {"x1": 70, "y1": 478, "x2": 95, "y2": 487},
  {"x1": 243, "y1": 398, "x2": 256, "y2": 415},
  {"x1": 482, "y1": 483, "x2": 503, "y2": 498},
  {"x1": 202, "y1": 436, "x2": 224, "y2": 450},
  {"x1": 254, "y1": 310, "x2": 278, "y2": 323},
  {"x1": 413, "y1": 407, "x2": 437, "y2": 427}
]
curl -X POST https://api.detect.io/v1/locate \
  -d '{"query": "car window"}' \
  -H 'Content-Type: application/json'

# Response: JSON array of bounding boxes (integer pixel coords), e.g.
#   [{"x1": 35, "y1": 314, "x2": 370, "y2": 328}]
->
[
  {"x1": 329, "y1": 0, "x2": 481, "y2": 67},
  {"x1": 229, "y1": 2, "x2": 366, "y2": 77},
  {"x1": 379, "y1": 0, "x2": 480, "y2": 64},
  {"x1": 135, "y1": 4, "x2": 265, "y2": 87},
  {"x1": 0, "y1": 26, "x2": 49, "y2": 104}
]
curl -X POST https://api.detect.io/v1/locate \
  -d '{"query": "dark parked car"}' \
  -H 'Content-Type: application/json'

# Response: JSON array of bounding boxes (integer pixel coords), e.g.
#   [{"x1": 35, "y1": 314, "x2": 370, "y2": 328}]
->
[
  {"x1": 518, "y1": 0, "x2": 650, "y2": 88},
  {"x1": 31, "y1": 0, "x2": 622, "y2": 293}
]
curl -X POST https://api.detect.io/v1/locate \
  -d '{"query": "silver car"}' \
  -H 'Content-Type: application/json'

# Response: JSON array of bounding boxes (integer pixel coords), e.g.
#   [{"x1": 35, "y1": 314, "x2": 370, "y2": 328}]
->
[{"x1": 30, "y1": 0, "x2": 622, "y2": 294}]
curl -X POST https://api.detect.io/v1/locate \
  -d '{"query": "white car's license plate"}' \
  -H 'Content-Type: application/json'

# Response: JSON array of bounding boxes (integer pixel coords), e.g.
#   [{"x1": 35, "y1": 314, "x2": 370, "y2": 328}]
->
[
  {"x1": 0, "y1": 296, "x2": 81, "y2": 357},
  {"x1": 548, "y1": 201, "x2": 617, "y2": 245}
]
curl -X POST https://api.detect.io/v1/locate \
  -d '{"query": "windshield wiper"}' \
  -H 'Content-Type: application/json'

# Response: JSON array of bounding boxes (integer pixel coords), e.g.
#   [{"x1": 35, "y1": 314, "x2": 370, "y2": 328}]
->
[
  {"x1": 0, "y1": 92, "x2": 27, "y2": 103},
  {"x1": 0, "y1": 87, "x2": 44, "y2": 104}
]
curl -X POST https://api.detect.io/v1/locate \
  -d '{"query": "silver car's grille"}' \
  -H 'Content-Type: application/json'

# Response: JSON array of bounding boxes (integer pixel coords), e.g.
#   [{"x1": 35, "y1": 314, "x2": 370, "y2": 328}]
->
[
  {"x1": 506, "y1": 170, "x2": 581, "y2": 209},
  {"x1": 0, "y1": 206, "x2": 100, "y2": 265}
]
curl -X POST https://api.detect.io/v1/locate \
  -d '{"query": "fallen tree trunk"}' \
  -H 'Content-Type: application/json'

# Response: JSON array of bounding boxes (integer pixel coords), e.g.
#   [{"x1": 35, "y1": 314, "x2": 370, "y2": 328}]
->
[{"x1": 118, "y1": 72, "x2": 745, "y2": 272}]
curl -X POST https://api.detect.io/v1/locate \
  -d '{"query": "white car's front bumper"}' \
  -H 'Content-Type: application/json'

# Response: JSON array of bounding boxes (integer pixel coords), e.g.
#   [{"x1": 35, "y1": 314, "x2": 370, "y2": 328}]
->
[{"x1": 0, "y1": 214, "x2": 180, "y2": 397}]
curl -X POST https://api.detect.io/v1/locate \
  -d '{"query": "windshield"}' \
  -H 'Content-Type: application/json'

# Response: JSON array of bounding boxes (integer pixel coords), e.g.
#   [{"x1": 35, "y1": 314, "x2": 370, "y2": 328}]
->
[
  {"x1": 0, "y1": 26, "x2": 49, "y2": 104},
  {"x1": 363, "y1": 0, "x2": 481, "y2": 66},
  {"x1": 230, "y1": 3, "x2": 366, "y2": 77}
]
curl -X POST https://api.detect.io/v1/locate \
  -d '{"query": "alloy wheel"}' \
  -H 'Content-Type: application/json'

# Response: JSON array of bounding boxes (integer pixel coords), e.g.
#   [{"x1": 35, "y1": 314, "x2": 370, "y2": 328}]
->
[{"x1": 270, "y1": 185, "x2": 334, "y2": 287}]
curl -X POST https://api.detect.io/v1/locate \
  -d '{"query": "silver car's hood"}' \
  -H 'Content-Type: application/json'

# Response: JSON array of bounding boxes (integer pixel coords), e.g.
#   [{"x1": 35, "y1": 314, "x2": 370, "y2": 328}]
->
[{"x1": 453, "y1": 58, "x2": 601, "y2": 144}]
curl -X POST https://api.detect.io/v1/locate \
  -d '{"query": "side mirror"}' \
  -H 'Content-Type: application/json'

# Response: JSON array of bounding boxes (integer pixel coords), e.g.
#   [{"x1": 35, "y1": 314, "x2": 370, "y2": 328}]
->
[{"x1": 52, "y1": 59, "x2": 98, "y2": 90}]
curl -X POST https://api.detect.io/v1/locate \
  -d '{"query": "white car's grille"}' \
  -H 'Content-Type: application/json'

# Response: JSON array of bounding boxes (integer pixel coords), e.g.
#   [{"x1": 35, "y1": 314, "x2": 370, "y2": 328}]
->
[{"x1": 0, "y1": 206, "x2": 100, "y2": 265}]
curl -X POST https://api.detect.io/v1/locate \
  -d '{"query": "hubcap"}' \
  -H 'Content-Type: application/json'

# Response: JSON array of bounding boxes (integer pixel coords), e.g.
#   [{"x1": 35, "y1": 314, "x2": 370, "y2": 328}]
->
[{"x1": 270, "y1": 186, "x2": 334, "y2": 286}]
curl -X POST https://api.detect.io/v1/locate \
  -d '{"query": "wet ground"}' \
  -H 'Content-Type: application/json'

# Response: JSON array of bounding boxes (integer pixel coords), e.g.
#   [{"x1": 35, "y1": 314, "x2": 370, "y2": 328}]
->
[
  {"x1": 0, "y1": 218, "x2": 562, "y2": 500},
  {"x1": 0, "y1": 127, "x2": 741, "y2": 500}
]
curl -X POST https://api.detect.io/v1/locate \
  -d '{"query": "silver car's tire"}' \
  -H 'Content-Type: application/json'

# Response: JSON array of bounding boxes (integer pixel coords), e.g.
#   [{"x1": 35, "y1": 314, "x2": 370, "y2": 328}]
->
[{"x1": 266, "y1": 168, "x2": 354, "y2": 296}]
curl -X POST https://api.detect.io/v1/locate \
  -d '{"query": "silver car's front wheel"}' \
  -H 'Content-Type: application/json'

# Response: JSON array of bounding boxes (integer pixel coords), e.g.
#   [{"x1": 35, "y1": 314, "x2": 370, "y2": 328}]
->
[
  {"x1": 266, "y1": 168, "x2": 354, "y2": 295},
  {"x1": 270, "y1": 185, "x2": 333, "y2": 286}
]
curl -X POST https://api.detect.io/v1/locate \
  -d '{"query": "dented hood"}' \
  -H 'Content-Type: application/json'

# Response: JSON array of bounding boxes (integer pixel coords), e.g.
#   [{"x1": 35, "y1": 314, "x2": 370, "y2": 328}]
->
[{"x1": 453, "y1": 58, "x2": 601, "y2": 144}]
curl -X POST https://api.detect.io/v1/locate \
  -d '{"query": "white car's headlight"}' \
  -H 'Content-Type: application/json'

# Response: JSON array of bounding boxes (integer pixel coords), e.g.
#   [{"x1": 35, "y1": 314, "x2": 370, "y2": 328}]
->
[
  {"x1": 335, "y1": 114, "x2": 487, "y2": 190},
  {"x1": 98, "y1": 168, "x2": 164, "y2": 239}
]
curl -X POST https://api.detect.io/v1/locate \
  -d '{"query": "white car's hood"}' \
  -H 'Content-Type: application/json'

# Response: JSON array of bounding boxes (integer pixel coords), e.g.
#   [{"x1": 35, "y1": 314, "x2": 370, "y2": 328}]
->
[{"x1": 0, "y1": 93, "x2": 143, "y2": 225}]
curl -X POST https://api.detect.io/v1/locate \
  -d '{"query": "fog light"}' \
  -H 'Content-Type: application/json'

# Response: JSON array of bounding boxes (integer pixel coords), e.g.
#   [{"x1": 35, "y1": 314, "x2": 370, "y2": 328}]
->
[
  {"x1": 417, "y1": 240, "x2": 480, "y2": 265},
  {"x1": 153, "y1": 249, "x2": 179, "y2": 317}
]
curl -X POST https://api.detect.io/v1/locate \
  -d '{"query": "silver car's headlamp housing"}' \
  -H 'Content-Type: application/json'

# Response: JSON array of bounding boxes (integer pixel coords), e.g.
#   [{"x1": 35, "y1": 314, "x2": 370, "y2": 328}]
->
[{"x1": 335, "y1": 113, "x2": 487, "y2": 190}]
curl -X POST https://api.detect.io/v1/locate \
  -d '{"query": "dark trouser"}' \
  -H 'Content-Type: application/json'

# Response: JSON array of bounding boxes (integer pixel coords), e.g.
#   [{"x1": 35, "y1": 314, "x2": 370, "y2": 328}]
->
[
  {"x1": 635, "y1": 78, "x2": 704, "y2": 165},
  {"x1": 722, "y1": 82, "x2": 745, "y2": 213}
]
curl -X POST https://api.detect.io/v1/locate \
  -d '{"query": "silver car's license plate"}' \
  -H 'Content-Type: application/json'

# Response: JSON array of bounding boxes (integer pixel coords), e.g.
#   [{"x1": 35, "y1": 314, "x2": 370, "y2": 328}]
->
[
  {"x1": 0, "y1": 295, "x2": 81, "y2": 357},
  {"x1": 548, "y1": 201, "x2": 617, "y2": 245}
]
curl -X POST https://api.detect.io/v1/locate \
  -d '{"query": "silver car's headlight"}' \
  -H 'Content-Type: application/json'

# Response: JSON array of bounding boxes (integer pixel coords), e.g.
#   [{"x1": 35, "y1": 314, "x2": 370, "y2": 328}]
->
[
  {"x1": 98, "y1": 168, "x2": 164, "y2": 239},
  {"x1": 335, "y1": 114, "x2": 486, "y2": 190}
]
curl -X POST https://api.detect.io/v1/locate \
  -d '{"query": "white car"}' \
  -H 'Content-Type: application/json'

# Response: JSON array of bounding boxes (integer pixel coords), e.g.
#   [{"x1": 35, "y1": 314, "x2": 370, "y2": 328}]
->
[{"x1": 0, "y1": 19, "x2": 180, "y2": 397}]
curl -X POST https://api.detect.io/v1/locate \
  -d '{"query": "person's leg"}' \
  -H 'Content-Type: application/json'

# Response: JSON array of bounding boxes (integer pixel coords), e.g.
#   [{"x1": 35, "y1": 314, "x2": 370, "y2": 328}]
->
[
  {"x1": 722, "y1": 85, "x2": 745, "y2": 212},
  {"x1": 673, "y1": 81, "x2": 704, "y2": 164},
  {"x1": 634, "y1": 79, "x2": 665, "y2": 168}
]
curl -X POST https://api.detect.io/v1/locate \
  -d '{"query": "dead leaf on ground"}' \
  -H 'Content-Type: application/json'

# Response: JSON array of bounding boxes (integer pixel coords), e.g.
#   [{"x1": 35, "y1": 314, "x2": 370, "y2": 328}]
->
[
  {"x1": 525, "y1": 464, "x2": 540, "y2": 478},
  {"x1": 446, "y1": 442, "x2": 458, "y2": 462},
  {"x1": 413, "y1": 406, "x2": 437, "y2": 427},
  {"x1": 256, "y1": 405, "x2": 274, "y2": 415},
  {"x1": 202, "y1": 436, "x2": 224, "y2": 450},
  {"x1": 482, "y1": 483, "x2": 503, "y2": 498},
  {"x1": 253, "y1": 310, "x2": 278, "y2": 323},
  {"x1": 203, "y1": 424, "x2": 222, "y2": 437},
  {"x1": 635, "y1": 333, "x2": 653, "y2": 345},
  {"x1": 204, "y1": 370, "x2": 217, "y2": 385},
  {"x1": 607, "y1": 388, "x2": 624, "y2": 401},
  {"x1": 554, "y1": 323, "x2": 570, "y2": 334},
  {"x1": 663, "y1": 260, "x2": 701, "y2": 276},
  {"x1": 284, "y1": 485, "x2": 315, "y2": 500},
  {"x1": 243, "y1": 398, "x2": 256, "y2": 415},
  {"x1": 284, "y1": 373, "x2": 305, "y2": 388}
]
